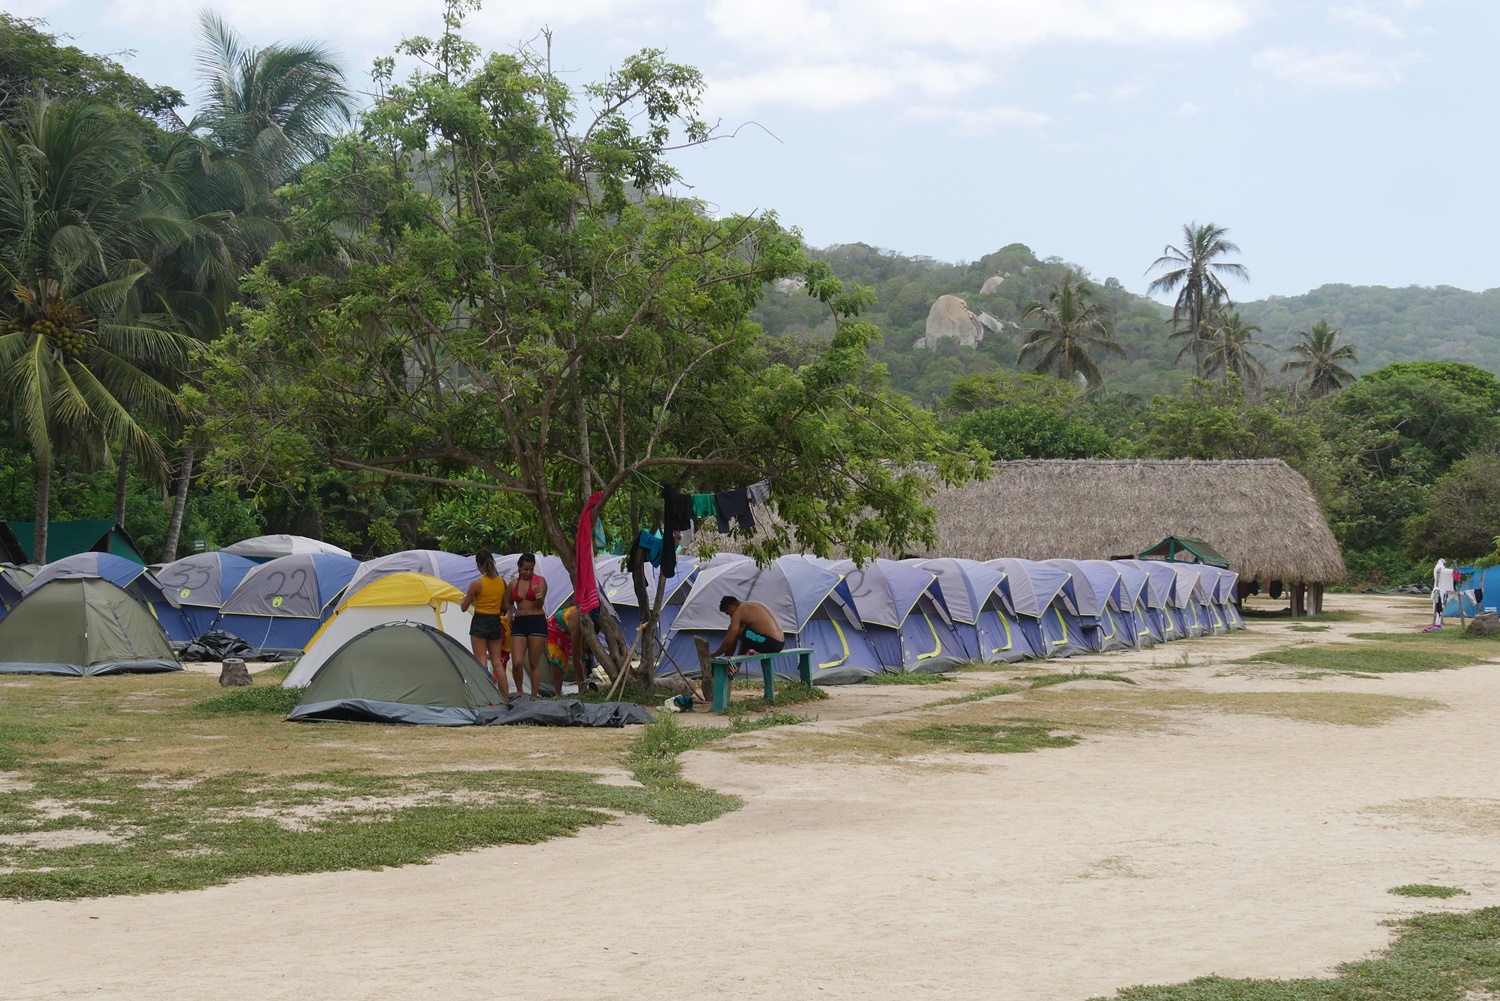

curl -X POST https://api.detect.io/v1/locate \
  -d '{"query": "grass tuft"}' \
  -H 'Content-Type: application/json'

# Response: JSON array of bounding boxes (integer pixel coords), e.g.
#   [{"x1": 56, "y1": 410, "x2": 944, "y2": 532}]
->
[
  {"x1": 927, "y1": 683, "x2": 1024, "y2": 708},
  {"x1": 1243, "y1": 643, "x2": 1484, "y2": 674},
  {"x1": 1027, "y1": 672, "x2": 1138, "y2": 690},
  {"x1": 861, "y1": 672, "x2": 953, "y2": 685},
  {"x1": 722, "y1": 680, "x2": 828, "y2": 716},
  {"x1": 194, "y1": 685, "x2": 306, "y2": 716},
  {"x1": 1288, "y1": 625, "x2": 1330, "y2": 632},
  {"x1": 1095, "y1": 906, "x2": 1500, "y2": 1000},
  {"x1": 907, "y1": 720, "x2": 1081, "y2": 754},
  {"x1": 1389, "y1": 884, "x2": 1469, "y2": 899}
]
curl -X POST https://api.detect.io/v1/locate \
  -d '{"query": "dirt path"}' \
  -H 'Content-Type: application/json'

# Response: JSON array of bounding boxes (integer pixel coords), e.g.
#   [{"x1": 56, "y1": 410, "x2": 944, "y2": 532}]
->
[{"x1": 8, "y1": 594, "x2": 1500, "y2": 1000}]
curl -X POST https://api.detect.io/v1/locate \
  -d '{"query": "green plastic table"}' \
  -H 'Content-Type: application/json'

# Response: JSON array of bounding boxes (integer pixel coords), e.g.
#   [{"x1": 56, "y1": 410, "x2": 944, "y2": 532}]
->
[{"x1": 708, "y1": 648, "x2": 815, "y2": 712}]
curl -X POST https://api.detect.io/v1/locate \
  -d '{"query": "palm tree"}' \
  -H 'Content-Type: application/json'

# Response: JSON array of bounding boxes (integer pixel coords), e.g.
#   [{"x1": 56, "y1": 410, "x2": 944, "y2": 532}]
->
[
  {"x1": 1146, "y1": 222, "x2": 1249, "y2": 377},
  {"x1": 1203, "y1": 310, "x2": 1270, "y2": 387},
  {"x1": 1283, "y1": 319, "x2": 1358, "y2": 397},
  {"x1": 0, "y1": 96, "x2": 194, "y2": 561},
  {"x1": 190, "y1": 13, "x2": 354, "y2": 191},
  {"x1": 1017, "y1": 274, "x2": 1125, "y2": 390}
]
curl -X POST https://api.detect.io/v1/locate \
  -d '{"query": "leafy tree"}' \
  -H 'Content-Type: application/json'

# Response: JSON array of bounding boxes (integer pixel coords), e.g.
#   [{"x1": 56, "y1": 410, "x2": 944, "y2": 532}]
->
[
  {"x1": 1202, "y1": 310, "x2": 1270, "y2": 387},
  {"x1": 1405, "y1": 453, "x2": 1500, "y2": 561},
  {"x1": 1135, "y1": 377, "x2": 1326, "y2": 468},
  {"x1": 1284, "y1": 319, "x2": 1358, "y2": 396},
  {"x1": 0, "y1": 14, "x2": 184, "y2": 124},
  {"x1": 1016, "y1": 273, "x2": 1124, "y2": 390},
  {"x1": 202, "y1": 6, "x2": 985, "y2": 677},
  {"x1": 0, "y1": 97, "x2": 195, "y2": 560},
  {"x1": 1146, "y1": 222, "x2": 1249, "y2": 377},
  {"x1": 952, "y1": 404, "x2": 1118, "y2": 460},
  {"x1": 190, "y1": 12, "x2": 354, "y2": 190},
  {"x1": 1361, "y1": 361, "x2": 1500, "y2": 409},
  {"x1": 941, "y1": 370, "x2": 1084, "y2": 415}
]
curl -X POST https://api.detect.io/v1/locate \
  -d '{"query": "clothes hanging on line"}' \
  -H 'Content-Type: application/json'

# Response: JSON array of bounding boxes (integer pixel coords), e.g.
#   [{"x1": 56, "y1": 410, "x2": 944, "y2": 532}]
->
[
  {"x1": 747, "y1": 480, "x2": 771, "y2": 507},
  {"x1": 634, "y1": 529, "x2": 663, "y2": 568},
  {"x1": 714, "y1": 488, "x2": 755, "y2": 533},
  {"x1": 691, "y1": 494, "x2": 718, "y2": 521},
  {"x1": 573, "y1": 491, "x2": 603, "y2": 613}
]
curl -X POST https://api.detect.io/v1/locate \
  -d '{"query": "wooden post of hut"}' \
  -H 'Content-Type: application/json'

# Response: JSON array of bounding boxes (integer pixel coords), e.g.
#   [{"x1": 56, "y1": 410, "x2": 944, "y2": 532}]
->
[
  {"x1": 1309, "y1": 583, "x2": 1324, "y2": 615},
  {"x1": 1291, "y1": 583, "x2": 1306, "y2": 618}
]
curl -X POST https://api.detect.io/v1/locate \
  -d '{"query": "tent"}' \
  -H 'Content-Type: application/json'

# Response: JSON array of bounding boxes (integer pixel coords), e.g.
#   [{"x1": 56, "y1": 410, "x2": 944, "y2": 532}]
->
[
  {"x1": 597, "y1": 555, "x2": 700, "y2": 649},
  {"x1": 1137, "y1": 535, "x2": 1232, "y2": 569},
  {"x1": 1169, "y1": 565, "x2": 1210, "y2": 638},
  {"x1": 1109, "y1": 560, "x2": 1159, "y2": 646},
  {"x1": 1194, "y1": 566, "x2": 1241, "y2": 633},
  {"x1": 0, "y1": 563, "x2": 34, "y2": 618},
  {"x1": 915, "y1": 557, "x2": 1033, "y2": 664},
  {"x1": 220, "y1": 535, "x2": 352, "y2": 563},
  {"x1": 283, "y1": 573, "x2": 472, "y2": 688},
  {"x1": 9, "y1": 519, "x2": 147, "y2": 565},
  {"x1": 1122, "y1": 559, "x2": 1187, "y2": 642},
  {"x1": 215, "y1": 553, "x2": 360, "y2": 653},
  {"x1": 988, "y1": 558, "x2": 1088, "y2": 658},
  {"x1": 662, "y1": 556, "x2": 879, "y2": 684},
  {"x1": 155, "y1": 552, "x2": 258, "y2": 639},
  {"x1": 23, "y1": 553, "x2": 194, "y2": 642},
  {"x1": 815, "y1": 558, "x2": 969, "y2": 672},
  {"x1": 0, "y1": 578, "x2": 181, "y2": 675},
  {"x1": 287, "y1": 621, "x2": 507, "y2": 725},
  {"x1": 1047, "y1": 559, "x2": 1134, "y2": 653},
  {"x1": 1449, "y1": 567, "x2": 1500, "y2": 618},
  {"x1": 345, "y1": 550, "x2": 480, "y2": 597}
]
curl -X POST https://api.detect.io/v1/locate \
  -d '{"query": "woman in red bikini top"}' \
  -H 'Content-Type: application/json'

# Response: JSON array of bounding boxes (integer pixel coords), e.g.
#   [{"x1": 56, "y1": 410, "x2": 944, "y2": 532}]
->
[{"x1": 503, "y1": 553, "x2": 549, "y2": 699}]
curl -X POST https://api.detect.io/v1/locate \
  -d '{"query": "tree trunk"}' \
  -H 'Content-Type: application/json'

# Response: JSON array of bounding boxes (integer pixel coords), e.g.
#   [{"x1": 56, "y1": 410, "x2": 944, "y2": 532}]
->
[
  {"x1": 112, "y1": 439, "x2": 131, "y2": 525},
  {"x1": 33, "y1": 456, "x2": 50, "y2": 564},
  {"x1": 161, "y1": 446, "x2": 196, "y2": 563}
]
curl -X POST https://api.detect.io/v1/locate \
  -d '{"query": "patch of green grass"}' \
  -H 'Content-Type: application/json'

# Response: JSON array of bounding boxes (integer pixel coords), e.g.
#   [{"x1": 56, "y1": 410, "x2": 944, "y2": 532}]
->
[
  {"x1": 861, "y1": 672, "x2": 952, "y2": 685},
  {"x1": 1390, "y1": 884, "x2": 1469, "y2": 899},
  {"x1": 193, "y1": 685, "x2": 306, "y2": 716},
  {"x1": 1352, "y1": 629, "x2": 1500, "y2": 645},
  {"x1": 0, "y1": 723, "x2": 56, "y2": 769},
  {"x1": 907, "y1": 719, "x2": 1082, "y2": 754},
  {"x1": 1243, "y1": 643, "x2": 1484, "y2": 674},
  {"x1": 1243, "y1": 608, "x2": 1368, "y2": 622},
  {"x1": 927, "y1": 683, "x2": 1024, "y2": 708},
  {"x1": 1288, "y1": 625, "x2": 1330, "y2": 632},
  {"x1": 574, "y1": 681, "x2": 683, "y2": 707},
  {"x1": 255, "y1": 661, "x2": 295, "y2": 681},
  {"x1": 1095, "y1": 906, "x2": 1500, "y2": 1000},
  {"x1": 1027, "y1": 672, "x2": 1138, "y2": 690},
  {"x1": 721, "y1": 680, "x2": 828, "y2": 717}
]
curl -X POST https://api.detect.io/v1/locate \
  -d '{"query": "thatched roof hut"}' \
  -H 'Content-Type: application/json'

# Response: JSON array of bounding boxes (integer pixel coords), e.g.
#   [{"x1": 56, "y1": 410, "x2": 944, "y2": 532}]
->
[{"x1": 921, "y1": 459, "x2": 1344, "y2": 584}]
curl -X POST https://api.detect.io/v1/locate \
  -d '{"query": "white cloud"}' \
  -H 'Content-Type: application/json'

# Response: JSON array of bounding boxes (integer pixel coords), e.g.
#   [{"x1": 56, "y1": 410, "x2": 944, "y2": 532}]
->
[
  {"x1": 1175, "y1": 100, "x2": 1201, "y2": 115},
  {"x1": 1329, "y1": 4, "x2": 1408, "y2": 39},
  {"x1": 1251, "y1": 45, "x2": 1424, "y2": 89}
]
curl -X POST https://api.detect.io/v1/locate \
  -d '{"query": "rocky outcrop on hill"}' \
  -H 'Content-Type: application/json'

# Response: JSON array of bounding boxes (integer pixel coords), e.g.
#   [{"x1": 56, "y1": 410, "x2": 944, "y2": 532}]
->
[{"x1": 921, "y1": 295, "x2": 985, "y2": 348}]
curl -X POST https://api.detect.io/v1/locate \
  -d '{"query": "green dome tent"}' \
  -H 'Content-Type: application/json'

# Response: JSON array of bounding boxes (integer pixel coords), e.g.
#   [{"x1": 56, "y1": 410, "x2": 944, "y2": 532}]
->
[
  {"x1": 0, "y1": 578, "x2": 181, "y2": 676},
  {"x1": 288, "y1": 621, "x2": 508, "y2": 726}
]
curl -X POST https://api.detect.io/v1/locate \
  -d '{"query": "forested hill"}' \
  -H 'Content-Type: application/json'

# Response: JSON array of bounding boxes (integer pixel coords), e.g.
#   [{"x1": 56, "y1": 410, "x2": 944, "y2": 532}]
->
[
  {"x1": 1233, "y1": 284, "x2": 1500, "y2": 374},
  {"x1": 752, "y1": 242, "x2": 1500, "y2": 404}
]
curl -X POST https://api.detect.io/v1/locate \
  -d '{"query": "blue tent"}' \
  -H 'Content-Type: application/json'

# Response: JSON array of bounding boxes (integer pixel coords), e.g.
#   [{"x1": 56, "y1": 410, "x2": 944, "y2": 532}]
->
[
  {"x1": 23, "y1": 553, "x2": 193, "y2": 642},
  {"x1": 1110, "y1": 560, "x2": 1161, "y2": 645},
  {"x1": 1126, "y1": 560, "x2": 1187, "y2": 642},
  {"x1": 915, "y1": 557, "x2": 1035, "y2": 664},
  {"x1": 1169, "y1": 565, "x2": 1211, "y2": 638},
  {"x1": 1447, "y1": 567, "x2": 1500, "y2": 617},
  {"x1": 988, "y1": 558, "x2": 1088, "y2": 658},
  {"x1": 662, "y1": 556, "x2": 878, "y2": 684},
  {"x1": 215, "y1": 553, "x2": 359, "y2": 653},
  {"x1": 346, "y1": 550, "x2": 480, "y2": 597},
  {"x1": 815, "y1": 558, "x2": 969, "y2": 672},
  {"x1": 1195, "y1": 566, "x2": 1242, "y2": 632},
  {"x1": 155, "y1": 552, "x2": 258, "y2": 639},
  {"x1": 597, "y1": 555, "x2": 701, "y2": 650},
  {"x1": 1048, "y1": 559, "x2": 1134, "y2": 653}
]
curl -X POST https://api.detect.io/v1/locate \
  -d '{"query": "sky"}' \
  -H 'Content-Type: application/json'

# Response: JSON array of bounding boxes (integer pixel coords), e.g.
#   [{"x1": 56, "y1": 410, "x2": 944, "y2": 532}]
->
[{"x1": 18, "y1": 0, "x2": 1500, "y2": 299}]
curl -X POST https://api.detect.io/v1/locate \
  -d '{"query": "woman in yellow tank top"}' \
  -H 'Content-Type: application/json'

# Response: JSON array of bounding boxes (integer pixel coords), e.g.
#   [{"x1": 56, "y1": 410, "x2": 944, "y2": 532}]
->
[{"x1": 461, "y1": 550, "x2": 511, "y2": 700}]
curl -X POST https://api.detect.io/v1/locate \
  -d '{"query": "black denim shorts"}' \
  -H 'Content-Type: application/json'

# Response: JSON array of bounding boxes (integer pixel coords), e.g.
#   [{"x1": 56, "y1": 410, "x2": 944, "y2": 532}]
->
[{"x1": 470, "y1": 613, "x2": 506, "y2": 640}]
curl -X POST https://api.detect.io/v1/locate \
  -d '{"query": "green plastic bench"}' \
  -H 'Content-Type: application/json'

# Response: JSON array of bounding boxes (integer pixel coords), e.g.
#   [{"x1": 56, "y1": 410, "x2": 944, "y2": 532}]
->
[{"x1": 708, "y1": 647, "x2": 815, "y2": 713}]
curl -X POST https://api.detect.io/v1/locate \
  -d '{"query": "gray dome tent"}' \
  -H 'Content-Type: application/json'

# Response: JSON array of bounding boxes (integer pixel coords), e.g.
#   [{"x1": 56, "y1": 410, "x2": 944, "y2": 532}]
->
[
  {"x1": 0, "y1": 578, "x2": 181, "y2": 676},
  {"x1": 288, "y1": 621, "x2": 508, "y2": 726}
]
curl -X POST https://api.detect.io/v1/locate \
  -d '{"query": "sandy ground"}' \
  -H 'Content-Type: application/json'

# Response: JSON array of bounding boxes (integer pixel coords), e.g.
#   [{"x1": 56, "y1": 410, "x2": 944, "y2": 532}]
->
[{"x1": 8, "y1": 594, "x2": 1500, "y2": 1000}]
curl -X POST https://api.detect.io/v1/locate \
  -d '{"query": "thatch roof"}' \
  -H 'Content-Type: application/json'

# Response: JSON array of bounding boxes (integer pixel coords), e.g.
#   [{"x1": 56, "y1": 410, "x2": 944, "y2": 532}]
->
[{"x1": 921, "y1": 459, "x2": 1344, "y2": 584}]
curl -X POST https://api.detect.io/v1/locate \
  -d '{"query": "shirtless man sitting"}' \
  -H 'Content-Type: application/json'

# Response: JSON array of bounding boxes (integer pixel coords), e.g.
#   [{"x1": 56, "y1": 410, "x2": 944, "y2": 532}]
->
[{"x1": 704, "y1": 595, "x2": 786, "y2": 698}]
